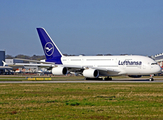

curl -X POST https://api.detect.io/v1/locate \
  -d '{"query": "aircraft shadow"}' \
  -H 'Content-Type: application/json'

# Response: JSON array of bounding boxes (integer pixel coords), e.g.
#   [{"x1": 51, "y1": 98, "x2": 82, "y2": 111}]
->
[{"x1": 112, "y1": 79, "x2": 149, "y2": 81}]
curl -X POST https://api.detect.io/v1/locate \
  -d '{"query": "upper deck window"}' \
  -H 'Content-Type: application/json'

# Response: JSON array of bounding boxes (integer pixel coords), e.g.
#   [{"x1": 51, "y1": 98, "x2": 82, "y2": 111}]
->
[{"x1": 86, "y1": 59, "x2": 111, "y2": 61}]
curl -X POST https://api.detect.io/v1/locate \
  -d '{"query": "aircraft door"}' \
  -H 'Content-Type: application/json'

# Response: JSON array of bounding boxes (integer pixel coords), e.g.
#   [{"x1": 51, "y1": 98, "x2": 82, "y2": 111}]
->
[{"x1": 144, "y1": 65, "x2": 146, "y2": 69}]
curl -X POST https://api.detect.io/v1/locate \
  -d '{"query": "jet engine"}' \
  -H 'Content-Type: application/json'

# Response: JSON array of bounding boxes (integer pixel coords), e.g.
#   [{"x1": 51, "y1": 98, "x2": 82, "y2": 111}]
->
[
  {"x1": 83, "y1": 69, "x2": 99, "y2": 78},
  {"x1": 128, "y1": 75, "x2": 142, "y2": 78},
  {"x1": 52, "y1": 67, "x2": 67, "y2": 75}
]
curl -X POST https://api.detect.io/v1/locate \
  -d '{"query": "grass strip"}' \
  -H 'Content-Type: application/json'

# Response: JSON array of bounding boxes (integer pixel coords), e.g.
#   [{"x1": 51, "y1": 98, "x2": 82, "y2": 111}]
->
[{"x1": 0, "y1": 83, "x2": 163, "y2": 119}]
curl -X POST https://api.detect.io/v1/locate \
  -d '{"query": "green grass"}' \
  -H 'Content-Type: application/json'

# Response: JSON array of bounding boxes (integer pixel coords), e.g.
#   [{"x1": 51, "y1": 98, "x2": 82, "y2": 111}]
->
[{"x1": 0, "y1": 83, "x2": 163, "y2": 119}]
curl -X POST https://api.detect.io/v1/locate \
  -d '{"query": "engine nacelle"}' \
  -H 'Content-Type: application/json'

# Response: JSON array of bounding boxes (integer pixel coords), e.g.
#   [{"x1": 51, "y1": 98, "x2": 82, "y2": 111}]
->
[
  {"x1": 128, "y1": 75, "x2": 142, "y2": 78},
  {"x1": 83, "y1": 69, "x2": 99, "y2": 78},
  {"x1": 52, "y1": 67, "x2": 67, "y2": 75}
]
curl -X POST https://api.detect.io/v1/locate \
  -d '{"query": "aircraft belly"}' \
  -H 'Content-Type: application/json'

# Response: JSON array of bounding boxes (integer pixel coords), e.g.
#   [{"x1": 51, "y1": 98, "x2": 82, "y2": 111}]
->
[{"x1": 125, "y1": 67, "x2": 140, "y2": 74}]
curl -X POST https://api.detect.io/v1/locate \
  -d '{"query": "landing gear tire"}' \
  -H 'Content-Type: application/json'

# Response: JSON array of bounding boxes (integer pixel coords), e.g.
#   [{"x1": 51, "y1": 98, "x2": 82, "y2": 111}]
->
[
  {"x1": 149, "y1": 78, "x2": 154, "y2": 81},
  {"x1": 104, "y1": 77, "x2": 112, "y2": 81},
  {"x1": 85, "y1": 77, "x2": 103, "y2": 80}
]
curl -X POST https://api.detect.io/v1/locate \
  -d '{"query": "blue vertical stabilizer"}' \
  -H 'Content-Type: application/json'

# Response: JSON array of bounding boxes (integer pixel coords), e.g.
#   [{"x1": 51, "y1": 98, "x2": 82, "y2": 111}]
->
[{"x1": 36, "y1": 28, "x2": 62, "y2": 64}]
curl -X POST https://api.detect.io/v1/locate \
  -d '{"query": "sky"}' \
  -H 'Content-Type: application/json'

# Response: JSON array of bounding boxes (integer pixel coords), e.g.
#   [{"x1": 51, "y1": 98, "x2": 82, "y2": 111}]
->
[{"x1": 0, "y1": 0, "x2": 163, "y2": 56}]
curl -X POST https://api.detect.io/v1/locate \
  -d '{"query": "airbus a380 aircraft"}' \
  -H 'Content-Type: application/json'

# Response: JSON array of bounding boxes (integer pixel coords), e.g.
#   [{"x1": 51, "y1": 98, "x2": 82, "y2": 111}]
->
[{"x1": 37, "y1": 28, "x2": 161, "y2": 81}]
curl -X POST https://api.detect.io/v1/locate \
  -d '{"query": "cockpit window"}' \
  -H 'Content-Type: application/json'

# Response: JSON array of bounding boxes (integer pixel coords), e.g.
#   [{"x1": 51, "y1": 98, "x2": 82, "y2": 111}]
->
[{"x1": 151, "y1": 63, "x2": 157, "y2": 65}]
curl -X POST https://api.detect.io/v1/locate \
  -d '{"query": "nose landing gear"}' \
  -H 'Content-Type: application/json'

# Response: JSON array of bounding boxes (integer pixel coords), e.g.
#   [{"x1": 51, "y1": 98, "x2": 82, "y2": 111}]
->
[{"x1": 149, "y1": 74, "x2": 154, "y2": 81}]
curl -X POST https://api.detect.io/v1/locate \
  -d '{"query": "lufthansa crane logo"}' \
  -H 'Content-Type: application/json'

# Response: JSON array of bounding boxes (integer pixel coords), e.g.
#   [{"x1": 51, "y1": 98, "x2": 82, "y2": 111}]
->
[{"x1": 44, "y1": 42, "x2": 54, "y2": 56}]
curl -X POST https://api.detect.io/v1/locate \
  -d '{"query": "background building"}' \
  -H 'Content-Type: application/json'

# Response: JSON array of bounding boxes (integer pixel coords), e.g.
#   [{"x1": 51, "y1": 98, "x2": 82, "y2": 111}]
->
[
  {"x1": 0, "y1": 51, "x2": 5, "y2": 66},
  {"x1": 154, "y1": 53, "x2": 163, "y2": 68},
  {"x1": 0, "y1": 51, "x2": 12, "y2": 74}
]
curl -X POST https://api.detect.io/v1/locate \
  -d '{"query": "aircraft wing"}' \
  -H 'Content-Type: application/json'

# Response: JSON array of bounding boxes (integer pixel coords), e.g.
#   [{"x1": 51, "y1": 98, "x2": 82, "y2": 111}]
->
[
  {"x1": 63, "y1": 65, "x2": 122, "y2": 76},
  {"x1": 3, "y1": 61, "x2": 54, "y2": 70},
  {"x1": 14, "y1": 58, "x2": 53, "y2": 64},
  {"x1": 8, "y1": 63, "x2": 53, "y2": 67},
  {"x1": 4, "y1": 58, "x2": 55, "y2": 68}
]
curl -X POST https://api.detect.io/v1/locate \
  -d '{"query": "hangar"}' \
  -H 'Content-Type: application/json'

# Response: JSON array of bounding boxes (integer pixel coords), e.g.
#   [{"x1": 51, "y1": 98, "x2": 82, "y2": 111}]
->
[{"x1": 154, "y1": 53, "x2": 163, "y2": 69}]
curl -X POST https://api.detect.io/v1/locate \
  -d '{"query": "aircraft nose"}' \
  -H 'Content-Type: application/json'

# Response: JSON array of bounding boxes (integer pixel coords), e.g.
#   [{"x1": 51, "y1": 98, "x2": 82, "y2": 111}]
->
[
  {"x1": 151, "y1": 65, "x2": 161, "y2": 74},
  {"x1": 154, "y1": 65, "x2": 162, "y2": 74}
]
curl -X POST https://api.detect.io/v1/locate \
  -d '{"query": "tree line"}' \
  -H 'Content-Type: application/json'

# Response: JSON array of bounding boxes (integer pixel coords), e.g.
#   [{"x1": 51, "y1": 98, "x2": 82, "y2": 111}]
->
[
  {"x1": 5, "y1": 54, "x2": 46, "y2": 61},
  {"x1": 5, "y1": 53, "x2": 115, "y2": 61}
]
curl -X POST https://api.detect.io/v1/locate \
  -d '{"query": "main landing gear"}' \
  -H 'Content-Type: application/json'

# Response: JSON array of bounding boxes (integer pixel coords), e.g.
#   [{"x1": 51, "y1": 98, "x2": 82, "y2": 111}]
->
[
  {"x1": 149, "y1": 74, "x2": 154, "y2": 81},
  {"x1": 103, "y1": 77, "x2": 112, "y2": 81},
  {"x1": 85, "y1": 77, "x2": 102, "y2": 80}
]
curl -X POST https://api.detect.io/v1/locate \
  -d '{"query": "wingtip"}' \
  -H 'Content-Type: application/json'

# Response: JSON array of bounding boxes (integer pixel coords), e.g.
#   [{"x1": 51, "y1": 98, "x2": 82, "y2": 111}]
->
[{"x1": 36, "y1": 27, "x2": 45, "y2": 30}]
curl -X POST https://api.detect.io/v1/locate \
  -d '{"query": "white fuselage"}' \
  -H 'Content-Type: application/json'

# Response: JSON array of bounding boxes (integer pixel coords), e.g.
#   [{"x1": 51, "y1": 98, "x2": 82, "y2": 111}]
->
[
  {"x1": 36, "y1": 28, "x2": 161, "y2": 79},
  {"x1": 61, "y1": 55, "x2": 161, "y2": 76}
]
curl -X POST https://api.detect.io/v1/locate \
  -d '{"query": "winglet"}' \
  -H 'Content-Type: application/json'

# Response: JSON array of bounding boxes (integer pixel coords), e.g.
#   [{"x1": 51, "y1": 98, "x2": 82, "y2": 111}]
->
[
  {"x1": 36, "y1": 28, "x2": 63, "y2": 64},
  {"x1": 2, "y1": 61, "x2": 6, "y2": 66}
]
